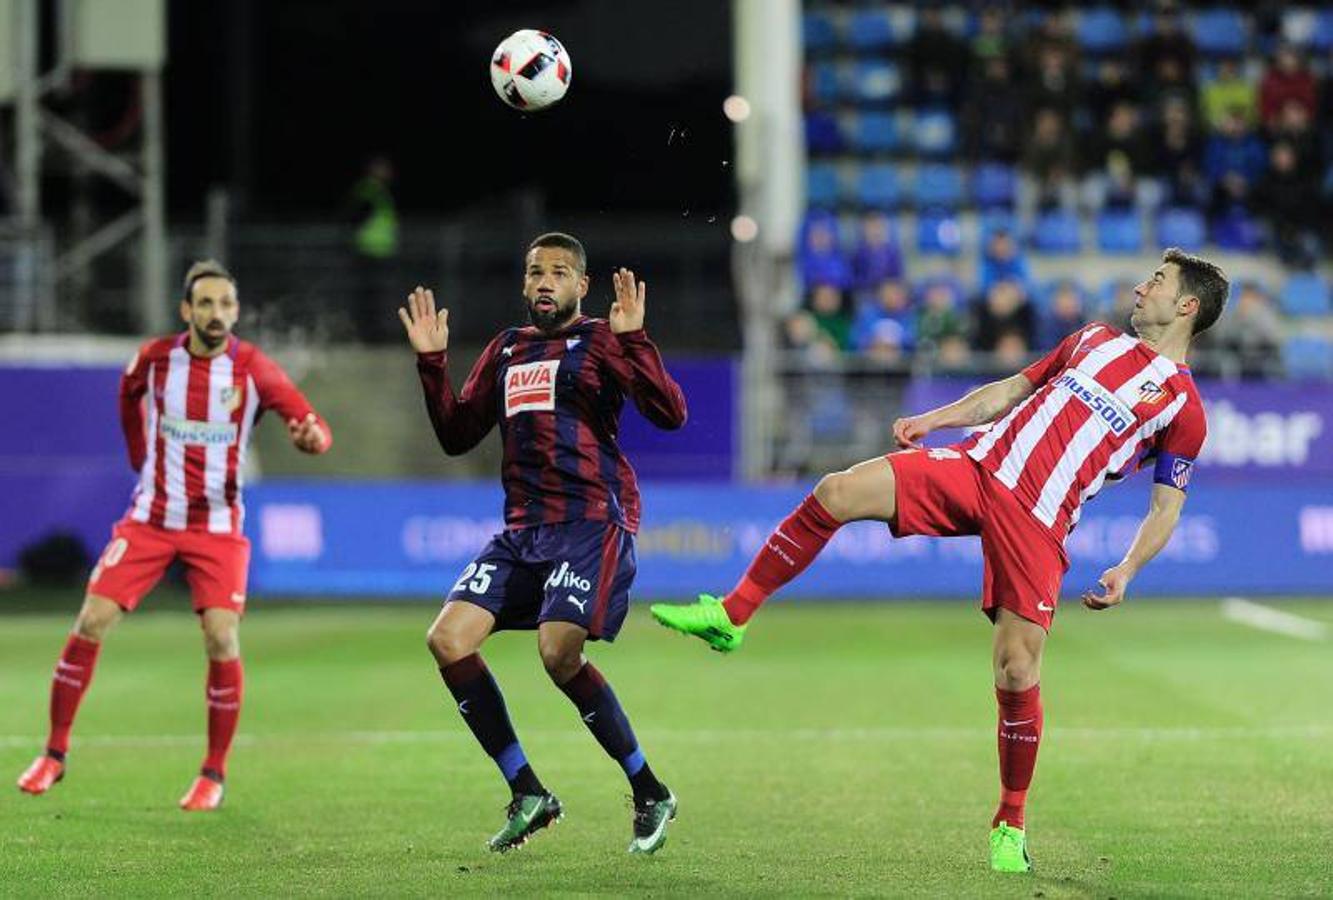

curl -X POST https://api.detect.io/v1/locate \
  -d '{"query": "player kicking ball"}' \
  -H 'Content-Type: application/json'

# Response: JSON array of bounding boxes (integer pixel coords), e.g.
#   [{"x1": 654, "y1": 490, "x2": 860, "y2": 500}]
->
[
  {"x1": 398, "y1": 233, "x2": 687, "y2": 854},
  {"x1": 16, "y1": 260, "x2": 331, "y2": 810},
  {"x1": 652, "y1": 249, "x2": 1228, "y2": 873}
]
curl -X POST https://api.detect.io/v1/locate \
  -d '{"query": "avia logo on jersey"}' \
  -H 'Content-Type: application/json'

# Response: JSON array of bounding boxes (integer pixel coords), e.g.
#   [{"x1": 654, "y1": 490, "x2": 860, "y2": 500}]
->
[
  {"x1": 504, "y1": 359, "x2": 561, "y2": 417},
  {"x1": 544, "y1": 561, "x2": 591, "y2": 593},
  {"x1": 159, "y1": 415, "x2": 239, "y2": 446},
  {"x1": 1137, "y1": 380, "x2": 1167, "y2": 406},
  {"x1": 1055, "y1": 370, "x2": 1134, "y2": 436}
]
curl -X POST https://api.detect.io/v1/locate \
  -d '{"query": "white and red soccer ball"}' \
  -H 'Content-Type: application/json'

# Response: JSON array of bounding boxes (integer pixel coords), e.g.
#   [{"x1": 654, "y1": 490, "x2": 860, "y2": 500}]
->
[{"x1": 490, "y1": 29, "x2": 572, "y2": 112}]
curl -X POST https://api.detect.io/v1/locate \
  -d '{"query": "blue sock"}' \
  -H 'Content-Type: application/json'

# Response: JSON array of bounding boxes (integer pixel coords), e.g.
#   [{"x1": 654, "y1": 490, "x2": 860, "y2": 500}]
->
[
  {"x1": 440, "y1": 654, "x2": 543, "y2": 796},
  {"x1": 558, "y1": 662, "x2": 667, "y2": 801}
]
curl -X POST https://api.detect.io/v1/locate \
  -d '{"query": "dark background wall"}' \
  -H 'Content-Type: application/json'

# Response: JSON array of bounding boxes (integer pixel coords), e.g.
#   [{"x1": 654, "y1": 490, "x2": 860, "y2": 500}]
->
[{"x1": 166, "y1": 0, "x2": 735, "y2": 218}]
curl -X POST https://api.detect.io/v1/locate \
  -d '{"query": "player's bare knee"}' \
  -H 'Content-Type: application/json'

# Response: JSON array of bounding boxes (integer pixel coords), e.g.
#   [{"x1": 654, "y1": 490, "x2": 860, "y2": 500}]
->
[
  {"x1": 813, "y1": 470, "x2": 853, "y2": 520},
  {"x1": 994, "y1": 653, "x2": 1040, "y2": 691},
  {"x1": 73, "y1": 596, "x2": 121, "y2": 641},
  {"x1": 538, "y1": 640, "x2": 581, "y2": 684},
  {"x1": 426, "y1": 623, "x2": 475, "y2": 666},
  {"x1": 202, "y1": 624, "x2": 240, "y2": 660}
]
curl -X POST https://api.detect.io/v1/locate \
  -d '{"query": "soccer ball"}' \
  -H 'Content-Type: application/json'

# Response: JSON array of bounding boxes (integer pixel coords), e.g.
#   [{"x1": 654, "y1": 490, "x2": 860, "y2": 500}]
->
[{"x1": 490, "y1": 30, "x2": 572, "y2": 112}]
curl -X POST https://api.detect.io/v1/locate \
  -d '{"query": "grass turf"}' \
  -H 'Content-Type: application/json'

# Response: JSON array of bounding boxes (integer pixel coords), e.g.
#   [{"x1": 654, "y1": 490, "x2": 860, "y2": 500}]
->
[{"x1": 1, "y1": 593, "x2": 1331, "y2": 897}]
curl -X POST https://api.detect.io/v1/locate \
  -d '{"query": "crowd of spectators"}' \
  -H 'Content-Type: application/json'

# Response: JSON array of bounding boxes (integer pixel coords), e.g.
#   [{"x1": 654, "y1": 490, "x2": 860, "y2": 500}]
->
[{"x1": 793, "y1": 3, "x2": 1333, "y2": 378}]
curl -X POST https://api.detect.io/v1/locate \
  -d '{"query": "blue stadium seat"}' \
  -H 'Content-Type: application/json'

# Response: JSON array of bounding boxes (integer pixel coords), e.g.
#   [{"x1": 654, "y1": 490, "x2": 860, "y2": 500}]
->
[
  {"x1": 1031, "y1": 209, "x2": 1082, "y2": 254},
  {"x1": 855, "y1": 164, "x2": 901, "y2": 209},
  {"x1": 808, "y1": 385, "x2": 856, "y2": 440},
  {"x1": 1211, "y1": 208, "x2": 1264, "y2": 252},
  {"x1": 806, "y1": 164, "x2": 842, "y2": 208},
  {"x1": 972, "y1": 163, "x2": 1016, "y2": 209},
  {"x1": 1096, "y1": 210, "x2": 1144, "y2": 254},
  {"x1": 980, "y1": 209, "x2": 1017, "y2": 240},
  {"x1": 1191, "y1": 9, "x2": 1247, "y2": 57},
  {"x1": 912, "y1": 164, "x2": 964, "y2": 208},
  {"x1": 804, "y1": 112, "x2": 845, "y2": 154},
  {"x1": 1316, "y1": 11, "x2": 1333, "y2": 52},
  {"x1": 809, "y1": 62, "x2": 842, "y2": 106},
  {"x1": 1279, "y1": 273, "x2": 1332, "y2": 317},
  {"x1": 850, "y1": 112, "x2": 900, "y2": 153},
  {"x1": 803, "y1": 10, "x2": 839, "y2": 53},
  {"x1": 850, "y1": 60, "x2": 902, "y2": 104},
  {"x1": 847, "y1": 9, "x2": 894, "y2": 51},
  {"x1": 916, "y1": 208, "x2": 962, "y2": 256},
  {"x1": 1077, "y1": 8, "x2": 1130, "y2": 54},
  {"x1": 1283, "y1": 336, "x2": 1333, "y2": 380},
  {"x1": 1156, "y1": 207, "x2": 1206, "y2": 250},
  {"x1": 912, "y1": 109, "x2": 958, "y2": 158}
]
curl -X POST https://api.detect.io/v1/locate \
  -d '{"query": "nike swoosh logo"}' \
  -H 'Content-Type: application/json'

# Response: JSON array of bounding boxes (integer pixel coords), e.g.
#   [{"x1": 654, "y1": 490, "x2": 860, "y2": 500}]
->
[
  {"x1": 1002, "y1": 718, "x2": 1036, "y2": 727},
  {"x1": 773, "y1": 529, "x2": 802, "y2": 549},
  {"x1": 582, "y1": 711, "x2": 596, "y2": 723},
  {"x1": 207, "y1": 688, "x2": 236, "y2": 698},
  {"x1": 458, "y1": 700, "x2": 470, "y2": 714},
  {"x1": 1036, "y1": 602, "x2": 1055, "y2": 612},
  {"x1": 55, "y1": 661, "x2": 82, "y2": 672}
]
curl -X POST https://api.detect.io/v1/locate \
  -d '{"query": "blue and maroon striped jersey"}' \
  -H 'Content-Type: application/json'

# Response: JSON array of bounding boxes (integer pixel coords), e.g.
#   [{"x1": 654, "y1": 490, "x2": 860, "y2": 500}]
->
[{"x1": 416, "y1": 316, "x2": 687, "y2": 532}]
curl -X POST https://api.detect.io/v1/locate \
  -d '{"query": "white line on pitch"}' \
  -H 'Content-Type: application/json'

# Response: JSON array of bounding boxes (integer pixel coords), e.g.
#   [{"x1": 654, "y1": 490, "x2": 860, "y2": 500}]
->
[
  {"x1": 1221, "y1": 597, "x2": 1329, "y2": 642},
  {"x1": 1, "y1": 724, "x2": 1329, "y2": 750}
]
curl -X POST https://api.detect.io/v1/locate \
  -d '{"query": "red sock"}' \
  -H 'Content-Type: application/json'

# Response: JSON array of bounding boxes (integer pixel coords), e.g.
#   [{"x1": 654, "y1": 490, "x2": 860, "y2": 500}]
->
[
  {"x1": 203, "y1": 658, "x2": 244, "y2": 778},
  {"x1": 993, "y1": 684, "x2": 1043, "y2": 830},
  {"x1": 723, "y1": 494, "x2": 841, "y2": 625},
  {"x1": 47, "y1": 634, "x2": 102, "y2": 757}
]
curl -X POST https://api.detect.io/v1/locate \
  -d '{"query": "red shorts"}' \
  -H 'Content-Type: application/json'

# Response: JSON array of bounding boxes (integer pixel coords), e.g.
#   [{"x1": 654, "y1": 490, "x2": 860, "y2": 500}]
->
[
  {"x1": 888, "y1": 447, "x2": 1068, "y2": 630},
  {"x1": 87, "y1": 520, "x2": 250, "y2": 615}
]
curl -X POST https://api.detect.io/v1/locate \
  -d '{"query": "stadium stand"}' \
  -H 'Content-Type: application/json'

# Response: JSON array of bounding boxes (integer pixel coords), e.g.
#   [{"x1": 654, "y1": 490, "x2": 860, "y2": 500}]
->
[{"x1": 793, "y1": 3, "x2": 1333, "y2": 382}]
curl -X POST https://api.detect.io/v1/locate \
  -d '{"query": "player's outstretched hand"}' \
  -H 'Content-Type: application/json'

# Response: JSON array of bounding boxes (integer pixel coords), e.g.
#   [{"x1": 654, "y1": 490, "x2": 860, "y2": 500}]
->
[
  {"x1": 398, "y1": 286, "x2": 449, "y2": 353},
  {"x1": 892, "y1": 415, "x2": 932, "y2": 449},
  {"x1": 1082, "y1": 565, "x2": 1130, "y2": 611},
  {"x1": 610, "y1": 268, "x2": 646, "y2": 334},
  {"x1": 288, "y1": 413, "x2": 328, "y2": 454}
]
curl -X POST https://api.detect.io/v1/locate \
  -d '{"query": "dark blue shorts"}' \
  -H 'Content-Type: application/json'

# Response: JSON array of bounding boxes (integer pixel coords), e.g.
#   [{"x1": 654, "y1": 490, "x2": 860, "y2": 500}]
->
[{"x1": 446, "y1": 520, "x2": 637, "y2": 642}]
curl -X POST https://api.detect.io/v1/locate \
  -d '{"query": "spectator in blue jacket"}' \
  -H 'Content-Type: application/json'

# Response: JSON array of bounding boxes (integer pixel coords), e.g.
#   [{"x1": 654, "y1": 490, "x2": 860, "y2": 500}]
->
[
  {"x1": 800, "y1": 217, "x2": 852, "y2": 292},
  {"x1": 978, "y1": 228, "x2": 1031, "y2": 295},
  {"x1": 851, "y1": 278, "x2": 916, "y2": 361},
  {"x1": 851, "y1": 212, "x2": 904, "y2": 291}
]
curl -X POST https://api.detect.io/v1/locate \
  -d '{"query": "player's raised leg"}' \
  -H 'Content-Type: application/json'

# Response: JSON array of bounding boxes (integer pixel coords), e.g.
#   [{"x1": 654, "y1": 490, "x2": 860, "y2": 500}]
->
[
  {"x1": 540, "y1": 622, "x2": 675, "y2": 854},
  {"x1": 17, "y1": 594, "x2": 122, "y2": 794},
  {"x1": 428, "y1": 600, "x2": 558, "y2": 852},
  {"x1": 651, "y1": 455, "x2": 898, "y2": 651},
  {"x1": 989, "y1": 608, "x2": 1046, "y2": 873},
  {"x1": 179, "y1": 608, "x2": 242, "y2": 811}
]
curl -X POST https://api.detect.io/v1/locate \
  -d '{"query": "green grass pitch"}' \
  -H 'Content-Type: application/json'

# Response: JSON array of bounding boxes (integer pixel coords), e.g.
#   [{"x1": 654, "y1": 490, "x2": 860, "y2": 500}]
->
[{"x1": 2, "y1": 592, "x2": 1331, "y2": 897}]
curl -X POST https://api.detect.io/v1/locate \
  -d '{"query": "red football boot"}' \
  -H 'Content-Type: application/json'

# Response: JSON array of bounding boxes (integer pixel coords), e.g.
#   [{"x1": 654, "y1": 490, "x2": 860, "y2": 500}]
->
[
  {"x1": 17, "y1": 755, "x2": 64, "y2": 795},
  {"x1": 179, "y1": 771, "x2": 224, "y2": 811}
]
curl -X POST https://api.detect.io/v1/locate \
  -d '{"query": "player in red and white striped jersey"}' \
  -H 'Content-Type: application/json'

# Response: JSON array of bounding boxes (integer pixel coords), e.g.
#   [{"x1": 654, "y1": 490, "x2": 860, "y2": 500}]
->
[
  {"x1": 17, "y1": 260, "x2": 331, "y2": 810},
  {"x1": 651, "y1": 249, "x2": 1229, "y2": 872}
]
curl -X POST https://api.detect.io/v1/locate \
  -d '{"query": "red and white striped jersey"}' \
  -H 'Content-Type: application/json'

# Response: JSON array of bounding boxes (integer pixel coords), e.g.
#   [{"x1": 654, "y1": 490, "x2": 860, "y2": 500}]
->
[
  {"x1": 959, "y1": 323, "x2": 1206, "y2": 543},
  {"x1": 119, "y1": 333, "x2": 329, "y2": 535}
]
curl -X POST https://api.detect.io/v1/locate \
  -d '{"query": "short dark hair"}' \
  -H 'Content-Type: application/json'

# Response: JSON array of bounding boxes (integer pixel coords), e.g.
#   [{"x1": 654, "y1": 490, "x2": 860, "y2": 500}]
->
[
  {"x1": 183, "y1": 259, "x2": 236, "y2": 300},
  {"x1": 1162, "y1": 247, "x2": 1228, "y2": 335},
  {"x1": 527, "y1": 232, "x2": 586, "y2": 273}
]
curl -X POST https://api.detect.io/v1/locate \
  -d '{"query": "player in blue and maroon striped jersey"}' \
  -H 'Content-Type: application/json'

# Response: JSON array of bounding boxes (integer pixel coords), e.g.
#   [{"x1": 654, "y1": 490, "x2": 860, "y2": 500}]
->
[{"x1": 398, "y1": 232, "x2": 687, "y2": 855}]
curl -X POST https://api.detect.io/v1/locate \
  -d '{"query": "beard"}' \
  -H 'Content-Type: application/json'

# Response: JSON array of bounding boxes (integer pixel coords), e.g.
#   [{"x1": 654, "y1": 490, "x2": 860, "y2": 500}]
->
[
  {"x1": 525, "y1": 295, "x2": 578, "y2": 332},
  {"x1": 194, "y1": 321, "x2": 230, "y2": 348}
]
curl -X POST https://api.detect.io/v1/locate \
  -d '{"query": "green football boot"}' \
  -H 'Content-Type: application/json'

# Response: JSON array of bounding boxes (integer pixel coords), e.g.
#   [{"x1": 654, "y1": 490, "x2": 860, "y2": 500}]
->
[
  {"x1": 628, "y1": 790, "x2": 677, "y2": 854},
  {"x1": 649, "y1": 594, "x2": 747, "y2": 653},
  {"x1": 989, "y1": 821, "x2": 1032, "y2": 873},
  {"x1": 487, "y1": 793, "x2": 563, "y2": 852}
]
